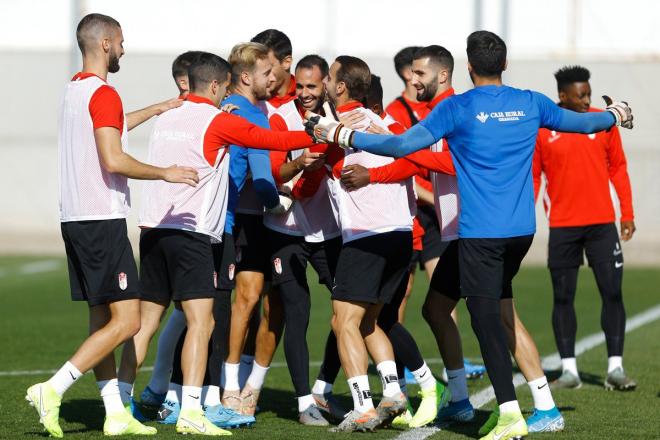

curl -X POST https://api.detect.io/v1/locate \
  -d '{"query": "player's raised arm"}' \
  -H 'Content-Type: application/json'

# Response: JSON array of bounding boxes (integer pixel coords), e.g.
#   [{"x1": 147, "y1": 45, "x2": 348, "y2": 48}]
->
[{"x1": 536, "y1": 92, "x2": 633, "y2": 133}]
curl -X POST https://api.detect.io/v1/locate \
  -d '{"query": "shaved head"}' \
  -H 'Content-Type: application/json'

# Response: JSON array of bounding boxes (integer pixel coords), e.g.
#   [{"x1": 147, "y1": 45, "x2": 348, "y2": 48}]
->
[{"x1": 76, "y1": 13, "x2": 123, "y2": 72}]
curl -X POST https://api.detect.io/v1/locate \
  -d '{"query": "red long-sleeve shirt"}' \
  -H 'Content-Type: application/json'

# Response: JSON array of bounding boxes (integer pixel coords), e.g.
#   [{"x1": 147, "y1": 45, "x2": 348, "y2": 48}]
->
[
  {"x1": 533, "y1": 108, "x2": 634, "y2": 227},
  {"x1": 385, "y1": 93, "x2": 431, "y2": 129}
]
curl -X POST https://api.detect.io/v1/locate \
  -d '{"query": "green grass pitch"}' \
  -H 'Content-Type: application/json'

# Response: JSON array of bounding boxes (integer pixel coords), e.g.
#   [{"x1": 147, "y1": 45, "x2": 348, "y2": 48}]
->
[{"x1": 1, "y1": 255, "x2": 659, "y2": 439}]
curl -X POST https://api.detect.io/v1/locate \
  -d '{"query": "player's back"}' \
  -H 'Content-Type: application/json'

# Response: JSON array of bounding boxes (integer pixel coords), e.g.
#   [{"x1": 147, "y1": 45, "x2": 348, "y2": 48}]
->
[
  {"x1": 424, "y1": 85, "x2": 552, "y2": 238},
  {"x1": 139, "y1": 100, "x2": 229, "y2": 241}
]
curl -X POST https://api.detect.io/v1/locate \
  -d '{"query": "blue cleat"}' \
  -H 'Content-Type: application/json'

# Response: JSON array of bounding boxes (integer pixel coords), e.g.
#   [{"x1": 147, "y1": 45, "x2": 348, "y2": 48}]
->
[
  {"x1": 404, "y1": 368, "x2": 417, "y2": 385},
  {"x1": 464, "y1": 360, "x2": 486, "y2": 379},
  {"x1": 140, "y1": 386, "x2": 167, "y2": 408},
  {"x1": 526, "y1": 407, "x2": 564, "y2": 433},
  {"x1": 127, "y1": 398, "x2": 148, "y2": 422},
  {"x1": 205, "y1": 404, "x2": 255, "y2": 429},
  {"x1": 436, "y1": 398, "x2": 474, "y2": 423},
  {"x1": 156, "y1": 399, "x2": 180, "y2": 425}
]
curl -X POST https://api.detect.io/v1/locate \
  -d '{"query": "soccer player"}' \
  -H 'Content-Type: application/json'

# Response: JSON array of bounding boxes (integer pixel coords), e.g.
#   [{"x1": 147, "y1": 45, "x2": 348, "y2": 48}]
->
[
  {"x1": 534, "y1": 65, "x2": 636, "y2": 391},
  {"x1": 172, "y1": 51, "x2": 205, "y2": 98},
  {"x1": 220, "y1": 40, "x2": 295, "y2": 416},
  {"x1": 306, "y1": 31, "x2": 632, "y2": 440},
  {"x1": 385, "y1": 46, "x2": 429, "y2": 128},
  {"x1": 262, "y1": 53, "x2": 347, "y2": 426},
  {"x1": 25, "y1": 13, "x2": 200, "y2": 437}
]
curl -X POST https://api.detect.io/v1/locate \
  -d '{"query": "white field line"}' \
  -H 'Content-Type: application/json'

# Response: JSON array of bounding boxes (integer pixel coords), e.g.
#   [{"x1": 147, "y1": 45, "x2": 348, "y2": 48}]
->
[
  {"x1": 0, "y1": 259, "x2": 61, "y2": 279},
  {"x1": 394, "y1": 302, "x2": 660, "y2": 440}
]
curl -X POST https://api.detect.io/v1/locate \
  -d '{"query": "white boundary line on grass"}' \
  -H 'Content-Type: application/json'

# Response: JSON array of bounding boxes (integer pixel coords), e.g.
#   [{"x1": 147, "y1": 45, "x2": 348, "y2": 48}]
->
[
  {"x1": 0, "y1": 259, "x2": 61, "y2": 279},
  {"x1": 393, "y1": 302, "x2": 660, "y2": 440}
]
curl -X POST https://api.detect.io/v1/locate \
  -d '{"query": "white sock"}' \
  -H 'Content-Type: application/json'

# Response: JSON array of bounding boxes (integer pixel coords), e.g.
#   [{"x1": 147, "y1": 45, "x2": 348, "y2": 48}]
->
[
  {"x1": 165, "y1": 383, "x2": 182, "y2": 404},
  {"x1": 298, "y1": 394, "x2": 316, "y2": 412},
  {"x1": 148, "y1": 309, "x2": 186, "y2": 395},
  {"x1": 204, "y1": 385, "x2": 221, "y2": 407},
  {"x1": 181, "y1": 385, "x2": 202, "y2": 411},
  {"x1": 446, "y1": 368, "x2": 468, "y2": 402},
  {"x1": 347, "y1": 375, "x2": 374, "y2": 412},
  {"x1": 608, "y1": 356, "x2": 623, "y2": 373},
  {"x1": 98, "y1": 379, "x2": 126, "y2": 415},
  {"x1": 312, "y1": 379, "x2": 333, "y2": 395},
  {"x1": 118, "y1": 381, "x2": 133, "y2": 405},
  {"x1": 411, "y1": 362, "x2": 436, "y2": 392},
  {"x1": 238, "y1": 354, "x2": 255, "y2": 389},
  {"x1": 48, "y1": 361, "x2": 82, "y2": 397},
  {"x1": 398, "y1": 378, "x2": 408, "y2": 397},
  {"x1": 246, "y1": 361, "x2": 270, "y2": 390},
  {"x1": 528, "y1": 376, "x2": 555, "y2": 411},
  {"x1": 223, "y1": 362, "x2": 240, "y2": 391},
  {"x1": 376, "y1": 361, "x2": 402, "y2": 397},
  {"x1": 561, "y1": 357, "x2": 579, "y2": 376},
  {"x1": 499, "y1": 400, "x2": 521, "y2": 415}
]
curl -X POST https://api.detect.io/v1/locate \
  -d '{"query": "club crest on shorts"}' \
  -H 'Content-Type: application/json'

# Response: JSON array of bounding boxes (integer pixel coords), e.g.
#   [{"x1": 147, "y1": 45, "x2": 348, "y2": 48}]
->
[
  {"x1": 118, "y1": 272, "x2": 128, "y2": 291},
  {"x1": 213, "y1": 271, "x2": 218, "y2": 289},
  {"x1": 228, "y1": 263, "x2": 235, "y2": 281},
  {"x1": 273, "y1": 257, "x2": 282, "y2": 275}
]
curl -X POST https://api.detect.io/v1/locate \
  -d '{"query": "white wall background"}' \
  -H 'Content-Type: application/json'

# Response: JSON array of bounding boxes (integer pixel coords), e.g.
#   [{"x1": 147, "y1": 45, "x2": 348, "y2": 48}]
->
[{"x1": 1, "y1": 0, "x2": 659, "y2": 263}]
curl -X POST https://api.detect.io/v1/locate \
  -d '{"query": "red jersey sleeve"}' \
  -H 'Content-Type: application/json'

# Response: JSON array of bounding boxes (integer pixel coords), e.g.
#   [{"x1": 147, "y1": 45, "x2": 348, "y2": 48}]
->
[
  {"x1": 404, "y1": 149, "x2": 455, "y2": 175},
  {"x1": 606, "y1": 127, "x2": 634, "y2": 221},
  {"x1": 532, "y1": 136, "x2": 544, "y2": 201},
  {"x1": 205, "y1": 112, "x2": 314, "y2": 151},
  {"x1": 268, "y1": 114, "x2": 290, "y2": 185},
  {"x1": 89, "y1": 85, "x2": 124, "y2": 133},
  {"x1": 368, "y1": 158, "x2": 421, "y2": 183}
]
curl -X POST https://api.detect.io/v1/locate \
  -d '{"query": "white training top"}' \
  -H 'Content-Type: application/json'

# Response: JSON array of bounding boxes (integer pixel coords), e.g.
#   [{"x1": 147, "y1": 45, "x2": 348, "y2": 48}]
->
[
  {"x1": 139, "y1": 101, "x2": 229, "y2": 241},
  {"x1": 430, "y1": 139, "x2": 459, "y2": 241},
  {"x1": 262, "y1": 100, "x2": 341, "y2": 243},
  {"x1": 58, "y1": 75, "x2": 130, "y2": 222},
  {"x1": 330, "y1": 106, "x2": 414, "y2": 243}
]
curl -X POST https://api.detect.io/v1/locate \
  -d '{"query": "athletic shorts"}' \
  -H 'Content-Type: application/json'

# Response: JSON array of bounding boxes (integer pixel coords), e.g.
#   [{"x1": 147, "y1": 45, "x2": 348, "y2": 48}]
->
[
  {"x1": 409, "y1": 250, "x2": 421, "y2": 272},
  {"x1": 233, "y1": 213, "x2": 270, "y2": 279},
  {"x1": 139, "y1": 228, "x2": 216, "y2": 303},
  {"x1": 548, "y1": 223, "x2": 622, "y2": 269},
  {"x1": 332, "y1": 231, "x2": 412, "y2": 304},
  {"x1": 212, "y1": 232, "x2": 236, "y2": 291},
  {"x1": 61, "y1": 219, "x2": 140, "y2": 307},
  {"x1": 268, "y1": 230, "x2": 342, "y2": 291},
  {"x1": 417, "y1": 205, "x2": 447, "y2": 266},
  {"x1": 458, "y1": 235, "x2": 533, "y2": 300},
  {"x1": 429, "y1": 240, "x2": 461, "y2": 301}
]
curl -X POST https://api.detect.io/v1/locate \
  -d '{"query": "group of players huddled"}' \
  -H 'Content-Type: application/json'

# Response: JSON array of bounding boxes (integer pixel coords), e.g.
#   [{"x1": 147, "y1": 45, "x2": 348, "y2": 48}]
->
[{"x1": 26, "y1": 12, "x2": 636, "y2": 440}]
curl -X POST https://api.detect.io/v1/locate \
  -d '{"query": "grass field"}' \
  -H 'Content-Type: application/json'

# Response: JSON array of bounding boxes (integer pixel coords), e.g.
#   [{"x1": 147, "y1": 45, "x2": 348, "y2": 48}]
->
[{"x1": 1, "y1": 255, "x2": 659, "y2": 439}]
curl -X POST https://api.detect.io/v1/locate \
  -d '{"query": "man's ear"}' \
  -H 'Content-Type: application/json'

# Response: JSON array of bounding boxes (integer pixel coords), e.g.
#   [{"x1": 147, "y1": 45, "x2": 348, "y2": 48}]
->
[
  {"x1": 281, "y1": 55, "x2": 293, "y2": 72},
  {"x1": 211, "y1": 80, "x2": 218, "y2": 96},
  {"x1": 336, "y1": 81, "x2": 346, "y2": 97},
  {"x1": 438, "y1": 69, "x2": 449, "y2": 84},
  {"x1": 241, "y1": 71, "x2": 251, "y2": 87},
  {"x1": 558, "y1": 89, "x2": 567, "y2": 104},
  {"x1": 102, "y1": 38, "x2": 111, "y2": 54},
  {"x1": 467, "y1": 62, "x2": 473, "y2": 74},
  {"x1": 503, "y1": 60, "x2": 508, "y2": 72}
]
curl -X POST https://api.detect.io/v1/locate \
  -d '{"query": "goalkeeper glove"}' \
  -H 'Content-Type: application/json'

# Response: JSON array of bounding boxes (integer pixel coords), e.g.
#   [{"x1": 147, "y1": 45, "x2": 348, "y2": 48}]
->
[{"x1": 603, "y1": 96, "x2": 633, "y2": 129}]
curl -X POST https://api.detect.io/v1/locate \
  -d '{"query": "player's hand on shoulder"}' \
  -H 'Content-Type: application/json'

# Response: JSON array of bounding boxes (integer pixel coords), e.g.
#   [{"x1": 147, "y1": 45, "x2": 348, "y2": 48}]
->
[
  {"x1": 154, "y1": 97, "x2": 184, "y2": 115},
  {"x1": 162, "y1": 164, "x2": 199, "y2": 187},
  {"x1": 603, "y1": 96, "x2": 633, "y2": 129},
  {"x1": 339, "y1": 109, "x2": 367, "y2": 129},
  {"x1": 220, "y1": 103, "x2": 240, "y2": 114},
  {"x1": 340, "y1": 164, "x2": 370, "y2": 191}
]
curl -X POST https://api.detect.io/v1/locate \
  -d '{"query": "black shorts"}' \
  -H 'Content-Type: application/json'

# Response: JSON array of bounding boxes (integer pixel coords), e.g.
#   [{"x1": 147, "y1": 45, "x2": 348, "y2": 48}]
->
[
  {"x1": 458, "y1": 235, "x2": 533, "y2": 300},
  {"x1": 548, "y1": 223, "x2": 622, "y2": 269},
  {"x1": 409, "y1": 250, "x2": 421, "y2": 272},
  {"x1": 268, "y1": 230, "x2": 342, "y2": 291},
  {"x1": 333, "y1": 231, "x2": 412, "y2": 304},
  {"x1": 212, "y1": 232, "x2": 236, "y2": 291},
  {"x1": 233, "y1": 213, "x2": 270, "y2": 279},
  {"x1": 429, "y1": 240, "x2": 461, "y2": 301},
  {"x1": 61, "y1": 219, "x2": 140, "y2": 307},
  {"x1": 417, "y1": 205, "x2": 447, "y2": 265},
  {"x1": 139, "y1": 228, "x2": 216, "y2": 303}
]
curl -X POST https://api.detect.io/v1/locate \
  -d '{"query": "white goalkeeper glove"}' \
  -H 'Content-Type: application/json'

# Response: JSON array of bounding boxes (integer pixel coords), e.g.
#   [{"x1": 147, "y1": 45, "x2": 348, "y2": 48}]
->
[
  {"x1": 603, "y1": 96, "x2": 633, "y2": 129},
  {"x1": 266, "y1": 191, "x2": 294, "y2": 215},
  {"x1": 304, "y1": 112, "x2": 355, "y2": 148}
]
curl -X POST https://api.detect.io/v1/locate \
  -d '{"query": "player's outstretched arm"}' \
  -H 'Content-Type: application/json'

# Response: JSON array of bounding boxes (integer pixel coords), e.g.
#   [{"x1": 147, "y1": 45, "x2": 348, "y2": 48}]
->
[
  {"x1": 95, "y1": 127, "x2": 198, "y2": 186},
  {"x1": 126, "y1": 98, "x2": 183, "y2": 131},
  {"x1": 539, "y1": 93, "x2": 633, "y2": 133}
]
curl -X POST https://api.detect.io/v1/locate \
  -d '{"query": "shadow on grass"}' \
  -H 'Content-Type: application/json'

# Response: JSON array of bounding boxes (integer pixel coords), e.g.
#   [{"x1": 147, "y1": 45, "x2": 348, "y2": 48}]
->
[{"x1": 59, "y1": 398, "x2": 105, "y2": 432}]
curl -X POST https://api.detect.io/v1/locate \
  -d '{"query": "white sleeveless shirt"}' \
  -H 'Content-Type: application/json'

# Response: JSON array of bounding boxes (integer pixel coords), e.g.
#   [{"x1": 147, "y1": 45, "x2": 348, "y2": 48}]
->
[
  {"x1": 138, "y1": 101, "x2": 230, "y2": 241},
  {"x1": 58, "y1": 75, "x2": 130, "y2": 222},
  {"x1": 430, "y1": 139, "x2": 459, "y2": 241},
  {"x1": 330, "y1": 106, "x2": 414, "y2": 243},
  {"x1": 261, "y1": 100, "x2": 341, "y2": 242}
]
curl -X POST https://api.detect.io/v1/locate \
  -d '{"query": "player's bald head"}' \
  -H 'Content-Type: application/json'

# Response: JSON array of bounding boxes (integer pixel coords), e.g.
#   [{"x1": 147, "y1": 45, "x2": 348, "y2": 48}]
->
[{"x1": 76, "y1": 13, "x2": 121, "y2": 55}]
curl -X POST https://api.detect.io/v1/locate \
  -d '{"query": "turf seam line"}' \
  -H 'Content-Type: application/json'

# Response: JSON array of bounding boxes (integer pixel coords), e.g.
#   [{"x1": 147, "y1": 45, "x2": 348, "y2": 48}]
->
[{"x1": 392, "y1": 302, "x2": 660, "y2": 440}]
